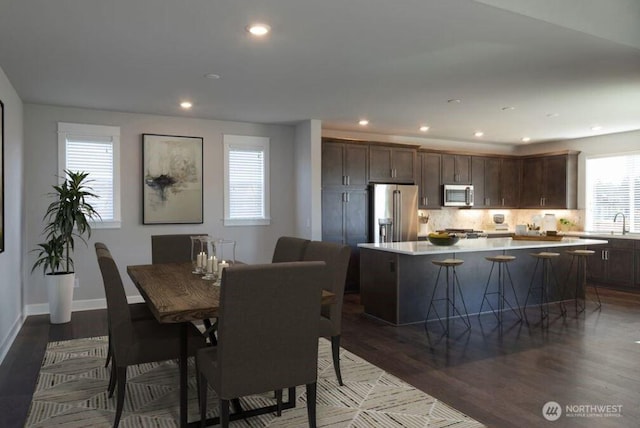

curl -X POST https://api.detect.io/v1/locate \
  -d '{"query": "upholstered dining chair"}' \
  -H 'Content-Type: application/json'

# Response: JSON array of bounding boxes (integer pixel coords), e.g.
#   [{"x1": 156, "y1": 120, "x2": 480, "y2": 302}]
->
[
  {"x1": 95, "y1": 243, "x2": 206, "y2": 428},
  {"x1": 302, "y1": 241, "x2": 351, "y2": 386},
  {"x1": 151, "y1": 234, "x2": 198, "y2": 264},
  {"x1": 271, "y1": 236, "x2": 310, "y2": 263},
  {"x1": 96, "y1": 243, "x2": 155, "y2": 371},
  {"x1": 196, "y1": 261, "x2": 326, "y2": 428}
]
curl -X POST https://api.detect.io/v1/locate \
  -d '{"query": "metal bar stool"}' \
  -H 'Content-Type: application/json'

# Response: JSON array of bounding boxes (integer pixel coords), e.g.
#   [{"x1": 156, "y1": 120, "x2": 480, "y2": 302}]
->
[
  {"x1": 479, "y1": 255, "x2": 523, "y2": 325},
  {"x1": 564, "y1": 249, "x2": 601, "y2": 314},
  {"x1": 425, "y1": 258, "x2": 471, "y2": 336},
  {"x1": 524, "y1": 252, "x2": 566, "y2": 327}
]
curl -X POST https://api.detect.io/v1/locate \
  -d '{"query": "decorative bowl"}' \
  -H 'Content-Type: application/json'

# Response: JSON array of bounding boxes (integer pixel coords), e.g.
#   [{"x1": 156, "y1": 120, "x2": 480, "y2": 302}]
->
[{"x1": 427, "y1": 235, "x2": 460, "y2": 246}]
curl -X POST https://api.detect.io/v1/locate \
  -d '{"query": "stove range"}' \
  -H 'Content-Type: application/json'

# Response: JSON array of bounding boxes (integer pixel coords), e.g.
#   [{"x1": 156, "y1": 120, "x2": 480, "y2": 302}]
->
[{"x1": 437, "y1": 228, "x2": 485, "y2": 239}]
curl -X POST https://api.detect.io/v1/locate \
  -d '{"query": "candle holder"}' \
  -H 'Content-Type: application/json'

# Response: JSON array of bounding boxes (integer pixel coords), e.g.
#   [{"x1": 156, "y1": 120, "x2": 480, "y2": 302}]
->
[{"x1": 190, "y1": 235, "x2": 209, "y2": 274}]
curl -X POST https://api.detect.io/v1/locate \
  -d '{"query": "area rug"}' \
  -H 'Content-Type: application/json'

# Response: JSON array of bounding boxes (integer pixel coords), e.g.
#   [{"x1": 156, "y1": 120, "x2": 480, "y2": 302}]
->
[{"x1": 25, "y1": 336, "x2": 484, "y2": 427}]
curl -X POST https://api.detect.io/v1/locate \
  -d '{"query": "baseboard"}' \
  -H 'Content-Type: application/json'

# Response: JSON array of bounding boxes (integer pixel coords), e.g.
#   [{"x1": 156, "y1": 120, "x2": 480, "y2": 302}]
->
[
  {"x1": 0, "y1": 314, "x2": 26, "y2": 365},
  {"x1": 24, "y1": 295, "x2": 146, "y2": 316}
]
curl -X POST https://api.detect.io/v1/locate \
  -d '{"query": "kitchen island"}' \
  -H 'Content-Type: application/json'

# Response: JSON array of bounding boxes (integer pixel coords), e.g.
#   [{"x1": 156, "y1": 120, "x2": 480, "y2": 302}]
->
[{"x1": 358, "y1": 237, "x2": 607, "y2": 325}]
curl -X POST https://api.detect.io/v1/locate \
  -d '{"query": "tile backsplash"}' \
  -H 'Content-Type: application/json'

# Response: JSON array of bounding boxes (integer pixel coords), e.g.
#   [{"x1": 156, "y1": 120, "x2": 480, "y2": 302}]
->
[{"x1": 417, "y1": 208, "x2": 584, "y2": 234}]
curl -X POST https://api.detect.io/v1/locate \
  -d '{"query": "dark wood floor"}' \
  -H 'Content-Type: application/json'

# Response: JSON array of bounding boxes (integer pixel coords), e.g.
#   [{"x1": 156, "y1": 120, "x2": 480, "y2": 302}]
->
[{"x1": 1, "y1": 288, "x2": 638, "y2": 427}]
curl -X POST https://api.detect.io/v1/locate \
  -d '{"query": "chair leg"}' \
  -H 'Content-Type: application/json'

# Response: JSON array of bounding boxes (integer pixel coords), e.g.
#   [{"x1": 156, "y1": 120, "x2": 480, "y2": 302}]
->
[
  {"x1": 220, "y1": 399, "x2": 230, "y2": 428},
  {"x1": 330, "y1": 335, "x2": 343, "y2": 386},
  {"x1": 108, "y1": 359, "x2": 117, "y2": 397},
  {"x1": 275, "y1": 389, "x2": 283, "y2": 416},
  {"x1": 113, "y1": 366, "x2": 127, "y2": 428},
  {"x1": 105, "y1": 331, "x2": 112, "y2": 368},
  {"x1": 306, "y1": 382, "x2": 317, "y2": 428},
  {"x1": 198, "y1": 373, "x2": 208, "y2": 428}
]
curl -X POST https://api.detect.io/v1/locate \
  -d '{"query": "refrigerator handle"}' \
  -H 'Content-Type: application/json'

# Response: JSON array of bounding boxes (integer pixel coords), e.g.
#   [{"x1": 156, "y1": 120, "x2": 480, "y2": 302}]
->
[{"x1": 393, "y1": 190, "x2": 402, "y2": 242}]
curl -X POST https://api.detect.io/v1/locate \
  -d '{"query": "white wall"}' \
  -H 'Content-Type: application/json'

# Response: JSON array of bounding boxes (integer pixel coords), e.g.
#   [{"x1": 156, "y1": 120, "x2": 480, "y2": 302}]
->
[
  {"x1": 294, "y1": 119, "x2": 322, "y2": 240},
  {"x1": 23, "y1": 104, "x2": 297, "y2": 311},
  {"x1": 0, "y1": 66, "x2": 24, "y2": 362}
]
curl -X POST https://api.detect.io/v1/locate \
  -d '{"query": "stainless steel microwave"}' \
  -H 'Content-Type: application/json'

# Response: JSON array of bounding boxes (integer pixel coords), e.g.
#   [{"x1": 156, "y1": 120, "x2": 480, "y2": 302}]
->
[{"x1": 443, "y1": 184, "x2": 474, "y2": 207}]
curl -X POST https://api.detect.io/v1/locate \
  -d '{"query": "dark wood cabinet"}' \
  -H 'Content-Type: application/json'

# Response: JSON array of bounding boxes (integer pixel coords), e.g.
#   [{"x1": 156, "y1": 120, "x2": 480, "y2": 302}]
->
[
  {"x1": 442, "y1": 154, "x2": 471, "y2": 184},
  {"x1": 369, "y1": 145, "x2": 416, "y2": 183},
  {"x1": 471, "y1": 156, "x2": 521, "y2": 208},
  {"x1": 418, "y1": 152, "x2": 441, "y2": 208},
  {"x1": 635, "y1": 242, "x2": 640, "y2": 288},
  {"x1": 322, "y1": 141, "x2": 368, "y2": 188},
  {"x1": 520, "y1": 153, "x2": 577, "y2": 208},
  {"x1": 321, "y1": 189, "x2": 368, "y2": 292},
  {"x1": 586, "y1": 238, "x2": 635, "y2": 289}
]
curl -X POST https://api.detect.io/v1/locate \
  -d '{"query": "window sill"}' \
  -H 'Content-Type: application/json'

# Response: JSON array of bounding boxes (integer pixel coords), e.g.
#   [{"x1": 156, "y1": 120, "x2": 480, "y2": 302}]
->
[
  {"x1": 90, "y1": 220, "x2": 122, "y2": 230},
  {"x1": 223, "y1": 218, "x2": 271, "y2": 227}
]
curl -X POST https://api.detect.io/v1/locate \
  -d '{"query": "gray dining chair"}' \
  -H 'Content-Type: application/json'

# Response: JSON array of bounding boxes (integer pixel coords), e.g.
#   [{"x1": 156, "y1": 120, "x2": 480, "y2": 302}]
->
[
  {"x1": 302, "y1": 241, "x2": 351, "y2": 386},
  {"x1": 196, "y1": 261, "x2": 326, "y2": 428},
  {"x1": 95, "y1": 243, "x2": 206, "y2": 428},
  {"x1": 271, "y1": 236, "x2": 310, "y2": 263},
  {"x1": 151, "y1": 234, "x2": 198, "y2": 264}
]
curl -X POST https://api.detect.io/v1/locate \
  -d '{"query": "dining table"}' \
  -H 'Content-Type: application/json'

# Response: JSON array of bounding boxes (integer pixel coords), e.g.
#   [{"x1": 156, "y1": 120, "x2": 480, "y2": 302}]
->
[{"x1": 127, "y1": 261, "x2": 335, "y2": 428}]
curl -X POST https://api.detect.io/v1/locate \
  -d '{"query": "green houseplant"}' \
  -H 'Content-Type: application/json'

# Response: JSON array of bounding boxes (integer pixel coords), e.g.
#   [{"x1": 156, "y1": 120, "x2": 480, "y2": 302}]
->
[{"x1": 32, "y1": 170, "x2": 100, "y2": 323}]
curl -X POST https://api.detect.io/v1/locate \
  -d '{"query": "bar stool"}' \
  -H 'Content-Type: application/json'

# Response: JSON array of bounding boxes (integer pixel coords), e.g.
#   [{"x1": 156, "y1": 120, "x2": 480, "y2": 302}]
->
[
  {"x1": 564, "y1": 249, "x2": 601, "y2": 314},
  {"x1": 479, "y1": 255, "x2": 523, "y2": 325},
  {"x1": 425, "y1": 258, "x2": 471, "y2": 336},
  {"x1": 524, "y1": 252, "x2": 566, "y2": 327}
]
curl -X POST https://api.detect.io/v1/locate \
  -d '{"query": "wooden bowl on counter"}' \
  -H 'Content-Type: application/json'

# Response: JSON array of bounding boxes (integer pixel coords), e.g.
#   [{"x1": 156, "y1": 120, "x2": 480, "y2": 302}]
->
[{"x1": 427, "y1": 235, "x2": 460, "y2": 246}]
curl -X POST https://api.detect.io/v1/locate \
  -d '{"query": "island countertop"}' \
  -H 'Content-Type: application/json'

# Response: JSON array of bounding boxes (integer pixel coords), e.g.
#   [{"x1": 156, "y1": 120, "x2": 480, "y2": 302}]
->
[{"x1": 358, "y1": 237, "x2": 608, "y2": 256}]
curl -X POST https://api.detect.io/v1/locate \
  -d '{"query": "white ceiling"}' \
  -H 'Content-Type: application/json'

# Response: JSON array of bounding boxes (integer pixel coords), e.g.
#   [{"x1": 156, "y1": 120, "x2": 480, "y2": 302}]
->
[{"x1": 1, "y1": 0, "x2": 639, "y2": 145}]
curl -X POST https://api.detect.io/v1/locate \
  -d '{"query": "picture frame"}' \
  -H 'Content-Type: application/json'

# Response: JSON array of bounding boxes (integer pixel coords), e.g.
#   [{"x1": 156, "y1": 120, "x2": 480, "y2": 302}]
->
[
  {"x1": 0, "y1": 99, "x2": 4, "y2": 253},
  {"x1": 142, "y1": 133, "x2": 203, "y2": 224}
]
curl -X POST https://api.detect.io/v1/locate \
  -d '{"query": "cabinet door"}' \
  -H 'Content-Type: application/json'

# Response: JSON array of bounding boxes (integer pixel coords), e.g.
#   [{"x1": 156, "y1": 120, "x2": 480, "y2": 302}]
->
[
  {"x1": 369, "y1": 146, "x2": 393, "y2": 182},
  {"x1": 471, "y1": 157, "x2": 487, "y2": 207},
  {"x1": 606, "y1": 240, "x2": 635, "y2": 286},
  {"x1": 344, "y1": 190, "x2": 369, "y2": 244},
  {"x1": 321, "y1": 142, "x2": 344, "y2": 187},
  {"x1": 419, "y1": 152, "x2": 441, "y2": 208},
  {"x1": 321, "y1": 189, "x2": 345, "y2": 243},
  {"x1": 344, "y1": 144, "x2": 368, "y2": 187},
  {"x1": 392, "y1": 148, "x2": 416, "y2": 183},
  {"x1": 501, "y1": 158, "x2": 521, "y2": 208},
  {"x1": 543, "y1": 155, "x2": 568, "y2": 208},
  {"x1": 520, "y1": 157, "x2": 545, "y2": 207},
  {"x1": 442, "y1": 154, "x2": 470, "y2": 184},
  {"x1": 586, "y1": 248, "x2": 607, "y2": 283}
]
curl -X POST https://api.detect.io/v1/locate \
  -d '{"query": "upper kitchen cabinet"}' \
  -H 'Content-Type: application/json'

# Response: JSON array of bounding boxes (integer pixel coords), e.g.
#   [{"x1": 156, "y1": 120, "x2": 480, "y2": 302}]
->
[
  {"x1": 322, "y1": 140, "x2": 368, "y2": 188},
  {"x1": 520, "y1": 153, "x2": 578, "y2": 209},
  {"x1": 472, "y1": 156, "x2": 521, "y2": 208},
  {"x1": 441, "y1": 154, "x2": 471, "y2": 184},
  {"x1": 418, "y1": 151, "x2": 442, "y2": 208},
  {"x1": 369, "y1": 145, "x2": 416, "y2": 183}
]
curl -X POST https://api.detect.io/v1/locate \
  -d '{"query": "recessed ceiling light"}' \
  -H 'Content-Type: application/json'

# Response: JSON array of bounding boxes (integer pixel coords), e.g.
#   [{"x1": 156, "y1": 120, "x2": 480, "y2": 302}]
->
[
  {"x1": 204, "y1": 73, "x2": 221, "y2": 79},
  {"x1": 522, "y1": 137, "x2": 531, "y2": 142},
  {"x1": 419, "y1": 125, "x2": 430, "y2": 132},
  {"x1": 591, "y1": 125, "x2": 603, "y2": 131},
  {"x1": 501, "y1": 106, "x2": 515, "y2": 111},
  {"x1": 246, "y1": 23, "x2": 271, "y2": 36},
  {"x1": 447, "y1": 99, "x2": 461, "y2": 104},
  {"x1": 358, "y1": 119, "x2": 369, "y2": 126},
  {"x1": 474, "y1": 131, "x2": 484, "y2": 137},
  {"x1": 546, "y1": 113, "x2": 559, "y2": 118},
  {"x1": 180, "y1": 101, "x2": 193, "y2": 109}
]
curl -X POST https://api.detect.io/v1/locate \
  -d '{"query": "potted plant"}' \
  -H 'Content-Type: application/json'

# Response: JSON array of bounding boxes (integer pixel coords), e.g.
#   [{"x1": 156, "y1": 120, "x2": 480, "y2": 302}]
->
[{"x1": 32, "y1": 170, "x2": 100, "y2": 324}]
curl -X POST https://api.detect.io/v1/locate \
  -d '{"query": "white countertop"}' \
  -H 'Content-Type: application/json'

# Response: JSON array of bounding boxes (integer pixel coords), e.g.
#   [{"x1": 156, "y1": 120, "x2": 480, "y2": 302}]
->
[{"x1": 358, "y1": 237, "x2": 608, "y2": 256}]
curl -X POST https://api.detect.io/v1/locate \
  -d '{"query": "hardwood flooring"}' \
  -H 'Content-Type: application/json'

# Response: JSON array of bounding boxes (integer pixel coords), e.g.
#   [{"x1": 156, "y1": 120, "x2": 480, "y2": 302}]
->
[{"x1": 1, "y1": 288, "x2": 638, "y2": 427}]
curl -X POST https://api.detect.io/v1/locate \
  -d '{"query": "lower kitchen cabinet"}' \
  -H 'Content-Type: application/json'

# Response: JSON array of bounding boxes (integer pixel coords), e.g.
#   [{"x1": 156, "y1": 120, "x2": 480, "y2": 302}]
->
[
  {"x1": 321, "y1": 189, "x2": 369, "y2": 292},
  {"x1": 586, "y1": 238, "x2": 635, "y2": 289}
]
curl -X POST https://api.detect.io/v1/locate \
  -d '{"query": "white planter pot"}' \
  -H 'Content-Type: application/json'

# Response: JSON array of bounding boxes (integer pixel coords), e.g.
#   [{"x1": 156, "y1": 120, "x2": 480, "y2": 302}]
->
[{"x1": 47, "y1": 273, "x2": 75, "y2": 324}]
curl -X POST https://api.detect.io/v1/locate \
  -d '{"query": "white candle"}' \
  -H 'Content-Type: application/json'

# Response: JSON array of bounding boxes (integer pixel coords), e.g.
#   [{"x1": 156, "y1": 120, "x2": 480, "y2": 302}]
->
[
  {"x1": 198, "y1": 252, "x2": 206, "y2": 269},
  {"x1": 212, "y1": 256, "x2": 218, "y2": 273},
  {"x1": 219, "y1": 260, "x2": 229, "y2": 272},
  {"x1": 206, "y1": 256, "x2": 214, "y2": 273}
]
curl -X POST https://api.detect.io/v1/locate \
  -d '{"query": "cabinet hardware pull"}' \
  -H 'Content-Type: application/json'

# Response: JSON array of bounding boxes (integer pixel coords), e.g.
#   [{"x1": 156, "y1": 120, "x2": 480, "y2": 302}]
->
[
  {"x1": 425, "y1": 196, "x2": 428, "y2": 206},
  {"x1": 390, "y1": 168, "x2": 394, "y2": 178},
  {"x1": 346, "y1": 176, "x2": 350, "y2": 186},
  {"x1": 347, "y1": 193, "x2": 350, "y2": 203},
  {"x1": 342, "y1": 175, "x2": 346, "y2": 186},
  {"x1": 501, "y1": 198, "x2": 505, "y2": 206}
]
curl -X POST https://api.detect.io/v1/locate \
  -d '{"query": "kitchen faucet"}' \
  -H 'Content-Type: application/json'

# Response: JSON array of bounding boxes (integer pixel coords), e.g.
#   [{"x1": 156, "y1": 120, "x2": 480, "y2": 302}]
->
[{"x1": 613, "y1": 212, "x2": 627, "y2": 235}]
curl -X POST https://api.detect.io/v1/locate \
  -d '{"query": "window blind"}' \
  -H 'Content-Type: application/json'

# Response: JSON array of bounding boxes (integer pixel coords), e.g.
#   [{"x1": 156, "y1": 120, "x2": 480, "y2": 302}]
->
[
  {"x1": 586, "y1": 154, "x2": 640, "y2": 233},
  {"x1": 228, "y1": 148, "x2": 265, "y2": 218},
  {"x1": 66, "y1": 139, "x2": 114, "y2": 221}
]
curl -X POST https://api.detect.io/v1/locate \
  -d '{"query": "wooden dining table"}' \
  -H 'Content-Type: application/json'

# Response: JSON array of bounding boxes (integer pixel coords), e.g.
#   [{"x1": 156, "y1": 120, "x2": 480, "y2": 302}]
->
[{"x1": 127, "y1": 261, "x2": 335, "y2": 428}]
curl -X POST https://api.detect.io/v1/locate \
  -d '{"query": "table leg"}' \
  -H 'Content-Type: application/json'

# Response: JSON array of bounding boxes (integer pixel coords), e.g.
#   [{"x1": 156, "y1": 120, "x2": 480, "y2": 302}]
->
[{"x1": 180, "y1": 323, "x2": 188, "y2": 428}]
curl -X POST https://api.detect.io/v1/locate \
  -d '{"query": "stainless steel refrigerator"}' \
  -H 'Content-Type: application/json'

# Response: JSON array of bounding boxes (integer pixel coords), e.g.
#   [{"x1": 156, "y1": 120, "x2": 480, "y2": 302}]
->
[{"x1": 371, "y1": 184, "x2": 419, "y2": 243}]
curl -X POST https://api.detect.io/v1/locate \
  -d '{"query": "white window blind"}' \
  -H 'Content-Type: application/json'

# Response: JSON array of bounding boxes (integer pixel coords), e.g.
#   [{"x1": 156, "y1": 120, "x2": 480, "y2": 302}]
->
[
  {"x1": 58, "y1": 123, "x2": 121, "y2": 229},
  {"x1": 586, "y1": 153, "x2": 640, "y2": 233},
  {"x1": 223, "y1": 135, "x2": 270, "y2": 226}
]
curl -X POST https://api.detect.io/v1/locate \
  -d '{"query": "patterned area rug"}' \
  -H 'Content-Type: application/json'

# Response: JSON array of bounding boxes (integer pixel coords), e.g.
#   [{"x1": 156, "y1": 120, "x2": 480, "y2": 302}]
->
[{"x1": 25, "y1": 336, "x2": 484, "y2": 427}]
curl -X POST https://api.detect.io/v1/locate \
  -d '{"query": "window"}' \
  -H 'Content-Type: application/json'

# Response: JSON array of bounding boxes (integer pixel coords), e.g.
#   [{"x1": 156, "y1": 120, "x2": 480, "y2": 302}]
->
[
  {"x1": 58, "y1": 122, "x2": 121, "y2": 228},
  {"x1": 223, "y1": 134, "x2": 270, "y2": 226},
  {"x1": 585, "y1": 153, "x2": 640, "y2": 233}
]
